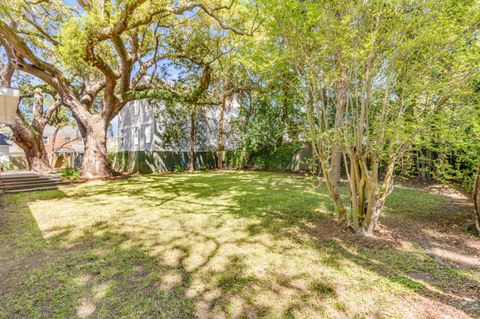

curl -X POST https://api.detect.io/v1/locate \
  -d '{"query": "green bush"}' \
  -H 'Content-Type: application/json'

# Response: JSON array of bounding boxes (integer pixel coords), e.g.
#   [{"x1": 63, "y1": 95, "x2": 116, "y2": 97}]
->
[
  {"x1": 249, "y1": 142, "x2": 303, "y2": 170},
  {"x1": 60, "y1": 168, "x2": 81, "y2": 180},
  {"x1": 225, "y1": 142, "x2": 305, "y2": 170}
]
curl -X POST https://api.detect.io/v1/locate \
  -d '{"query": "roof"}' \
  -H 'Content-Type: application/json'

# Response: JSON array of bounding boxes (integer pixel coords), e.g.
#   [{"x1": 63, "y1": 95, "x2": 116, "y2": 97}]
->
[
  {"x1": 43, "y1": 125, "x2": 81, "y2": 138},
  {"x1": 0, "y1": 133, "x2": 11, "y2": 146}
]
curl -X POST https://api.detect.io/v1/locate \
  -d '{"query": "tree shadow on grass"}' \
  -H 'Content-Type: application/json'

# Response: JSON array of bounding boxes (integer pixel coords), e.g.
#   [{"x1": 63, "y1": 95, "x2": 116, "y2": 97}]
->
[
  {"x1": 3, "y1": 172, "x2": 479, "y2": 318},
  {"x1": 116, "y1": 172, "x2": 480, "y2": 317},
  {"x1": 0, "y1": 188, "x2": 337, "y2": 318},
  {"x1": 0, "y1": 197, "x2": 197, "y2": 318}
]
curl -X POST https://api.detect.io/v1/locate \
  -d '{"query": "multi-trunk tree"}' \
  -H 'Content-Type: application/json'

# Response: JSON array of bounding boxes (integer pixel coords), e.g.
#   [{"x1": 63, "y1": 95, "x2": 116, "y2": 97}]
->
[
  {"x1": 263, "y1": 0, "x2": 480, "y2": 235},
  {"x1": 0, "y1": 0, "x2": 255, "y2": 177}
]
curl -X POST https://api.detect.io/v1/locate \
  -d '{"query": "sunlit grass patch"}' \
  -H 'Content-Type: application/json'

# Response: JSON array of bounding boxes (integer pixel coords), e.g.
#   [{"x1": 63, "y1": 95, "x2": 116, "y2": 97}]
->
[{"x1": 1, "y1": 171, "x2": 478, "y2": 318}]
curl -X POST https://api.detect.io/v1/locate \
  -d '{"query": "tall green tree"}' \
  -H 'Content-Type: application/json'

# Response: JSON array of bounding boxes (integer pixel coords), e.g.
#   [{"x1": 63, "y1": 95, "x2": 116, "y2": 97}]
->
[
  {"x1": 261, "y1": 0, "x2": 480, "y2": 235},
  {"x1": 0, "y1": 0, "x2": 255, "y2": 177},
  {"x1": 0, "y1": 39, "x2": 62, "y2": 172}
]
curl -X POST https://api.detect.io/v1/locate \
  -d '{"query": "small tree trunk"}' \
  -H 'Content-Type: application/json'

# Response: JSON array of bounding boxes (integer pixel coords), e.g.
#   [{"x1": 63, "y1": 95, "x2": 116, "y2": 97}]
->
[
  {"x1": 359, "y1": 158, "x2": 395, "y2": 236},
  {"x1": 217, "y1": 98, "x2": 226, "y2": 169},
  {"x1": 317, "y1": 155, "x2": 347, "y2": 225},
  {"x1": 473, "y1": 164, "x2": 480, "y2": 235},
  {"x1": 331, "y1": 56, "x2": 347, "y2": 187},
  {"x1": 81, "y1": 118, "x2": 110, "y2": 178},
  {"x1": 188, "y1": 112, "x2": 195, "y2": 172},
  {"x1": 331, "y1": 150, "x2": 342, "y2": 187},
  {"x1": 362, "y1": 190, "x2": 380, "y2": 236},
  {"x1": 49, "y1": 126, "x2": 60, "y2": 166}
]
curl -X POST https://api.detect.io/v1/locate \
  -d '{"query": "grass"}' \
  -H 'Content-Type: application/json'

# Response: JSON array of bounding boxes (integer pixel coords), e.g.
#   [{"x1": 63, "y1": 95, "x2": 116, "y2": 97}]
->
[{"x1": 0, "y1": 171, "x2": 479, "y2": 318}]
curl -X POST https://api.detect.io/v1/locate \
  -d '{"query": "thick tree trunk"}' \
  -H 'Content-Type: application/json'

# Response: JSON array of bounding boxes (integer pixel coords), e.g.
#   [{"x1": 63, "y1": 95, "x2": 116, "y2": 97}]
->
[
  {"x1": 188, "y1": 112, "x2": 195, "y2": 172},
  {"x1": 81, "y1": 118, "x2": 110, "y2": 178},
  {"x1": 473, "y1": 165, "x2": 480, "y2": 235},
  {"x1": 10, "y1": 116, "x2": 51, "y2": 172},
  {"x1": 1, "y1": 49, "x2": 58, "y2": 173},
  {"x1": 217, "y1": 99, "x2": 226, "y2": 169},
  {"x1": 24, "y1": 145, "x2": 51, "y2": 172}
]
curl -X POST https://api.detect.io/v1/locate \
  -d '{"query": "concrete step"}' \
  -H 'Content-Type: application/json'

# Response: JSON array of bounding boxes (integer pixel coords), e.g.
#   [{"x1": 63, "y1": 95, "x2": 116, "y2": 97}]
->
[
  {"x1": 0, "y1": 180, "x2": 60, "y2": 190},
  {"x1": 4, "y1": 185, "x2": 59, "y2": 193},
  {"x1": 0, "y1": 172, "x2": 60, "y2": 193},
  {"x1": 0, "y1": 173, "x2": 58, "y2": 179},
  {"x1": 0, "y1": 175, "x2": 41, "y2": 181},
  {"x1": 0, "y1": 178, "x2": 60, "y2": 186}
]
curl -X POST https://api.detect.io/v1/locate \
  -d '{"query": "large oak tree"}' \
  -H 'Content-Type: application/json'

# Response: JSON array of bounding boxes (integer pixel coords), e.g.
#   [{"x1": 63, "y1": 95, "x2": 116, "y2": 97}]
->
[
  {"x1": 1, "y1": 38, "x2": 62, "y2": 172},
  {"x1": 0, "y1": 0, "x2": 255, "y2": 177}
]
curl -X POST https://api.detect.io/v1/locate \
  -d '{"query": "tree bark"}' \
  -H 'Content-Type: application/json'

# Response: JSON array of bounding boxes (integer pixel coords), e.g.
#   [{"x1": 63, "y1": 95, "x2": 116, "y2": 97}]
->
[
  {"x1": 49, "y1": 127, "x2": 60, "y2": 166},
  {"x1": 24, "y1": 143, "x2": 51, "y2": 172},
  {"x1": 188, "y1": 111, "x2": 196, "y2": 172},
  {"x1": 0, "y1": 6, "x2": 234, "y2": 178},
  {"x1": 473, "y1": 164, "x2": 480, "y2": 235},
  {"x1": 80, "y1": 116, "x2": 110, "y2": 178},
  {"x1": 1, "y1": 43, "x2": 54, "y2": 173},
  {"x1": 217, "y1": 98, "x2": 226, "y2": 169},
  {"x1": 10, "y1": 114, "x2": 51, "y2": 172},
  {"x1": 331, "y1": 63, "x2": 346, "y2": 187}
]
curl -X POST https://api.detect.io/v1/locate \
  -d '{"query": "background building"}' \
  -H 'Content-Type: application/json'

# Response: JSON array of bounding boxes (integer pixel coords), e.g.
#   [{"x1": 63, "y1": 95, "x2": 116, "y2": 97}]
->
[
  {"x1": 42, "y1": 125, "x2": 84, "y2": 168},
  {"x1": 0, "y1": 133, "x2": 10, "y2": 164},
  {"x1": 115, "y1": 99, "x2": 239, "y2": 172}
]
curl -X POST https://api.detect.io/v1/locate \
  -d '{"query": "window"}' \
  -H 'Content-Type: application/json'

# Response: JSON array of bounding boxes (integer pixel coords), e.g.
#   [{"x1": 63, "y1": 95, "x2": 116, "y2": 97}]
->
[
  {"x1": 133, "y1": 128, "x2": 139, "y2": 146},
  {"x1": 133, "y1": 102, "x2": 140, "y2": 117},
  {"x1": 43, "y1": 136, "x2": 48, "y2": 144},
  {"x1": 145, "y1": 126, "x2": 152, "y2": 144},
  {"x1": 119, "y1": 130, "x2": 125, "y2": 147}
]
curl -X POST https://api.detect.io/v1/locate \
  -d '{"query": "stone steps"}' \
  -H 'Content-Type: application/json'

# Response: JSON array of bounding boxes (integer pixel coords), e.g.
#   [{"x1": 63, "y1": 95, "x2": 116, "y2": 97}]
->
[{"x1": 0, "y1": 172, "x2": 60, "y2": 193}]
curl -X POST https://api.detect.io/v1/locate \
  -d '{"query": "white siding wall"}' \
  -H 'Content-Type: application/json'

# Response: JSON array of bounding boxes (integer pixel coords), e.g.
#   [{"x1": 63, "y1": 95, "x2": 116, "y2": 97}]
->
[{"x1": 0, "y1": 145, "x2": 10, "y2": 163}]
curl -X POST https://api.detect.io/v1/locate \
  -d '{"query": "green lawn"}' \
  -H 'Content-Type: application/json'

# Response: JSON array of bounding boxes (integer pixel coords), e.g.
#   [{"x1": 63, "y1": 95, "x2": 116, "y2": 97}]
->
[{"x1": 1, "y1": 171, "x2": 479, "y2": 318}]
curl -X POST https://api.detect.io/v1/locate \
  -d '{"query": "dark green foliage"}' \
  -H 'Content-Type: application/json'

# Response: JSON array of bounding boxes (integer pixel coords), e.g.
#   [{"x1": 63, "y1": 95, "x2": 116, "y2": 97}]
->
[
  {"x1": 226, "y1": 142, "x2": 316, "y2": 171},
  {"x1": 60, "y1": 168, "x2": 81, "y2": 180},
  {"x1": 247, "y1": 142, "x2": 303, "y2": 170}
]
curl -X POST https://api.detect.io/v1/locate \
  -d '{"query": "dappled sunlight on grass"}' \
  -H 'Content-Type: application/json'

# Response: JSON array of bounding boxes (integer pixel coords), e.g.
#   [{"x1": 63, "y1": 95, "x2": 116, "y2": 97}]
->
[{"x1": 1, "y1": 171, "x2": 479, "y2": 318}]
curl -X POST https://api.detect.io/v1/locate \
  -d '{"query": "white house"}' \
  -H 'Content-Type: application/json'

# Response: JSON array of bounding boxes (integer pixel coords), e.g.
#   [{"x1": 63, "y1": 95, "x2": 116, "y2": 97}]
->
[
  {"x1": 117, "y1": 99, "x2": 239, "y2": 153},
  {"x1": 0, "y1": 133, "x2": 10, "y2": 164}
]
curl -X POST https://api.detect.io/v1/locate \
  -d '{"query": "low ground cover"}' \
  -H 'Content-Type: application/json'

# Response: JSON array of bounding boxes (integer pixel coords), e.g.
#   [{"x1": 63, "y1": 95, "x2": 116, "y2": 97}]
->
[{"x1": 1, "y1": 171, "x2": 479, "y2": 318}]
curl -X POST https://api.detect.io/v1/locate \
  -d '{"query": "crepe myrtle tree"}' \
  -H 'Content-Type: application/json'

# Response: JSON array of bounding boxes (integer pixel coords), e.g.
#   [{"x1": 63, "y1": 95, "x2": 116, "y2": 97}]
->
[
  {"x1": 268, "y1": 0, "x2": 479, "y2": 235},
  {"x1": 0, "y1": 0, "x2": 256, "y2": 177}
]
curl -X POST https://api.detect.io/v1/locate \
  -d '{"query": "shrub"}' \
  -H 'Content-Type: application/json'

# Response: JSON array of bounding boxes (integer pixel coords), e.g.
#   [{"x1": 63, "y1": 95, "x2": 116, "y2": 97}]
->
[
  {"x1": 248, "y1": 142, "x2": 303, "y2": 170},
  {"x1": 61, "y1": 168, "x2": 81, "y2": 180}
]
